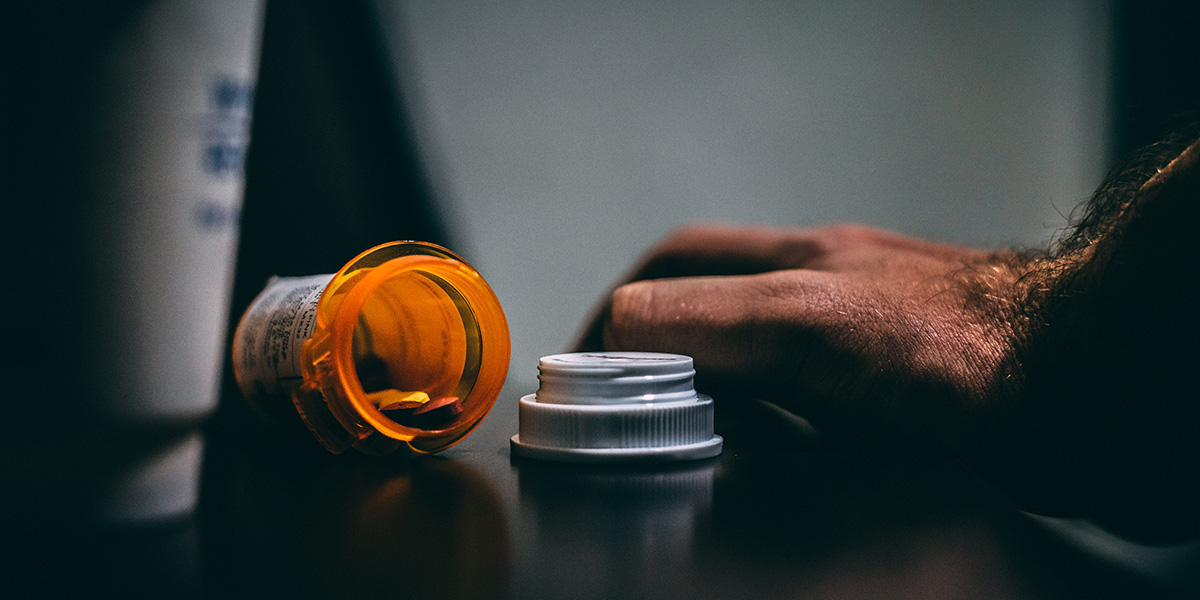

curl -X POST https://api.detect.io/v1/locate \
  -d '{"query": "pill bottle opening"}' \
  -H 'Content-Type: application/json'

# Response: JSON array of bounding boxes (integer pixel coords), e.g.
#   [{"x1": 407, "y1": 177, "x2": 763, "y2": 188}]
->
[
  {"x1": 324, "y1": 243, "x2": 510, "y2": 454},
  {"x1": 351, "y1": 269, "x2": 481, "y2": 431}
]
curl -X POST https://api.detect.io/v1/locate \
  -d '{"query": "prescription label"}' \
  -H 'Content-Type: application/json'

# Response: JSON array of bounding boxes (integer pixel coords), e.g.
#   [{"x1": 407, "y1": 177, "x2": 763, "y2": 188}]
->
[{"x1": 233, "y1": 274, "x2": 333, "y2": 414}]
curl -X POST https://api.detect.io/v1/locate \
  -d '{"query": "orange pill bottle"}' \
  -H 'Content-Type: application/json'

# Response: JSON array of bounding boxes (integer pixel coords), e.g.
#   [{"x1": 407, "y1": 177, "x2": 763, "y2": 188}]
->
[{"x1": 232, "y1": 242, "x2": 510, "y2": 455}]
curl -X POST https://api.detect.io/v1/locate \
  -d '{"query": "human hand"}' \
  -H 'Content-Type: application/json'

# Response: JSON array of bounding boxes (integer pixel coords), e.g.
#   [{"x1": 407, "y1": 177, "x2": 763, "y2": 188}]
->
[
  {"x1": 575, "y1": 133, "x2": 1200, "y2": 541},
  {"x1": 575, "y1": 223, "x2": 1028, "y2": 455}
]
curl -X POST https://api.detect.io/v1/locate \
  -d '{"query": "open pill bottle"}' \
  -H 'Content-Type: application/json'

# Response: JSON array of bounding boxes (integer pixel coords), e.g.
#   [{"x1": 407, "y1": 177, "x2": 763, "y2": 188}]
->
[{"x1": 233, "y1": 241, "x2": 510, "y2": 455}]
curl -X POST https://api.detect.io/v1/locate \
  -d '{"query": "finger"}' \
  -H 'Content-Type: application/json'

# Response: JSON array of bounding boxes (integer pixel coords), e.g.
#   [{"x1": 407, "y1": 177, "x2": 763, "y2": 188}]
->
[
  {"x1": 624, "y1": 222, "x2": 827, "y2": 281},
  {"x1": 573, "y1": 222, "x2": 980, "y2": 352},
  {"x1": 602, "y1": 270, "x2": 851, "y2": 384},
  {"x1": 626, "y1": 222, "x2": 984, "y2": 281},
  {"x1": 572, "y1": 223, "x2": 807, "y2": 351},
  {"x1": 571, "y1": 223, "x2": 837, "y2": 351}
]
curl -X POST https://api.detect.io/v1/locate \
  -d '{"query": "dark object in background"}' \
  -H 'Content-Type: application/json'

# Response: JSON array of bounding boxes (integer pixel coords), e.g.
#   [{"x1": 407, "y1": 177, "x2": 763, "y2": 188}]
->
[
  {"x1": 218, "y1": 0, "x2": 449, "y2": 421},
  {"x1": 1110, "y1": 0, "x2": 1200, "y2": 158}
]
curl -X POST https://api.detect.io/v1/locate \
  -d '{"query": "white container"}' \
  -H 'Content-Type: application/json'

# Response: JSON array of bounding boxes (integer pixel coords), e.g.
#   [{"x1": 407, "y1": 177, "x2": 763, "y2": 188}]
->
[{"x1": 2, "y1": 0, "x2": 265, "y2": 526}]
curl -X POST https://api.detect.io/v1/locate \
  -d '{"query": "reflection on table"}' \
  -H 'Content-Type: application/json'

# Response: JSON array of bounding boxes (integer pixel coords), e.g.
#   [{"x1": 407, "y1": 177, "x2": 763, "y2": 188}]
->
[{"x1": 5, "y1": 391, "x2": 1199, "y2": 599}]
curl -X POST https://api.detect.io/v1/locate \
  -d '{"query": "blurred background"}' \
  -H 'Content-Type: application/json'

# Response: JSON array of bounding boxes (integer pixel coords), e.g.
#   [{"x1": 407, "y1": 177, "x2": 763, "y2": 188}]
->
[{"x1": 230, "y1": 0, "x2": 1196, "y2": 396}]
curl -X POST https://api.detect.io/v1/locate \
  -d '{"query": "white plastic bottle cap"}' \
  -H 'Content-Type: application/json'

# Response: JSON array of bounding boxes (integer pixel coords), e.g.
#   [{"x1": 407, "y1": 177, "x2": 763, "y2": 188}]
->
[{"x1": 510, "y1": 352, "x2": 723, "y2": 462}]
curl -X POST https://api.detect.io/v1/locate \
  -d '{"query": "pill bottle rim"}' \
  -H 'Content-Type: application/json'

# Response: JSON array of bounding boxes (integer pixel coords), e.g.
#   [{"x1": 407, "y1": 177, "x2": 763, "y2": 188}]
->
[{"x1": 323, "y1": 241, "x2": 510, "y2": 453}]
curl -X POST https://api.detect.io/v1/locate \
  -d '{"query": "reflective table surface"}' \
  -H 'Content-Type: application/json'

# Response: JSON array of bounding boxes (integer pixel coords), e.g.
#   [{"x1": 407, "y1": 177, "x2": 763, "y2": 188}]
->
[{"x1": 7, "y1": 379, "x2": 1200, "y2": 599}]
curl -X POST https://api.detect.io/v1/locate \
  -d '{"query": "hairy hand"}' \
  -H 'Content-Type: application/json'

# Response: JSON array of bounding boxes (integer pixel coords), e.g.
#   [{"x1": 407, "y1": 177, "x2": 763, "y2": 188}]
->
[
  {"x1": 576, "y1": 134, "x2": 1200, "y2": 541},
  {"x1": 577, "y1": 223, "x2": 1029, "y2": 454}
]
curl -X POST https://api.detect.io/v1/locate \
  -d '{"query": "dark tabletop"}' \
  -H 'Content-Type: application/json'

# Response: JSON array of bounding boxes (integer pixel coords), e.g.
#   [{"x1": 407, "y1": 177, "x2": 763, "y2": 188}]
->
[{"x1": 8, "y1": 377, "x2": 1200, "y2": 600}]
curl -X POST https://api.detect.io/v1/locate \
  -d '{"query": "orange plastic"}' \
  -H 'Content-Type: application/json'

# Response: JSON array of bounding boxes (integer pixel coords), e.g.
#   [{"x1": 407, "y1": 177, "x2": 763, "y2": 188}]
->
[{"x1": 237, "y1": 242, "x2": 510, "y2": 455}]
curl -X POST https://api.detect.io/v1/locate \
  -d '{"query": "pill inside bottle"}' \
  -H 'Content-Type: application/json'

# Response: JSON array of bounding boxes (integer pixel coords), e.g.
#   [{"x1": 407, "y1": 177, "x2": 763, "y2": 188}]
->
[{"x1": 232, "y1": 241, "x2": 510, "y2": 455}]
